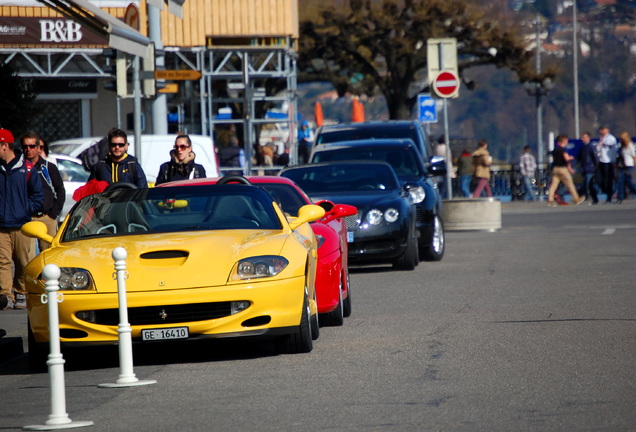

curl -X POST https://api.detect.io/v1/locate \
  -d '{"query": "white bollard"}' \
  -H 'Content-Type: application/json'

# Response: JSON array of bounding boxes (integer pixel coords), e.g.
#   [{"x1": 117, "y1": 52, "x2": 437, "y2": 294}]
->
[
  {"x1": 99, "y1": 247, "x2": 156, "y2": 388},
  {"x1": 24, "y1": 264, "x2": 93, "y2": 430}
]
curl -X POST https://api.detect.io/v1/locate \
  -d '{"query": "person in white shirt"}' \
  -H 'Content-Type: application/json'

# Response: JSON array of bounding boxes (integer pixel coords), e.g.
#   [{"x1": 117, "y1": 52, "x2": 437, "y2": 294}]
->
[
  {"x1": 597, "y1": 126, "x2": 617, "y2": 203},
  {"x1": 616, "y1": 131, "x2": 636, "y2": 203}
]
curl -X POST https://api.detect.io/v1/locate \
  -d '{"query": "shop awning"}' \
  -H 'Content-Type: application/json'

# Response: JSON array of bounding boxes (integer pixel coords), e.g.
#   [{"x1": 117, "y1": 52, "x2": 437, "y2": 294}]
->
[{"x1": 36, "y1": 0, "x2": 151, "y2": 58}]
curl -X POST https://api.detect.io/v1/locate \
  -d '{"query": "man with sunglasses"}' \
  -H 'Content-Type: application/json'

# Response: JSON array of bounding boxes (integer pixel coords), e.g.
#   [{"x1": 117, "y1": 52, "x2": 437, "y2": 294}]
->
[
  {"x1": 88, "y1": 128, "x2": 147, "y2": 188},
  {"x1": 155, "y1": 134, "x2": 207, "y2": 185},
  {"x1": 21, "y1": 131, "x2": 65, "y2": 251},
  {"x1": 0, "y1": 128, "x2": 43, "y2": 310}
]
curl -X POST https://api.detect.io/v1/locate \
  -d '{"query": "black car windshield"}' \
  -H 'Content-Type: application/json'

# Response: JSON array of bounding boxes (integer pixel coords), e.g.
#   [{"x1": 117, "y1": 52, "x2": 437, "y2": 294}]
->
[
  {"x1": 312, "y1": 146, "x2": 424, "y2": 178},
  {"x1": 317, "y1": 126, "x2": 418, "y2": 145},
  {"x1": 281, "y1": 163, "x2": 399, "y2": 194},
  {"x1": 62, "y1": 185, "x2": 282, "y2": 241}
]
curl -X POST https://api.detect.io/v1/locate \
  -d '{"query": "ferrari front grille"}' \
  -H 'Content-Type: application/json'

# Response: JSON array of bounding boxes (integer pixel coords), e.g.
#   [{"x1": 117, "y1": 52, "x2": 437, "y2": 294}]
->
[{"x1": 89, "y1": 302, "x2": 233, "y2": 326}]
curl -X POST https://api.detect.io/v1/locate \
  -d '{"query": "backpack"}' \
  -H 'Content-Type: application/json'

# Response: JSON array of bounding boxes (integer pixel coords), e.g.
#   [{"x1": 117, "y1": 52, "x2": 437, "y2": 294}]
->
[{"x1": 79, "y1": 137, "x2": 109, "y2": 172}]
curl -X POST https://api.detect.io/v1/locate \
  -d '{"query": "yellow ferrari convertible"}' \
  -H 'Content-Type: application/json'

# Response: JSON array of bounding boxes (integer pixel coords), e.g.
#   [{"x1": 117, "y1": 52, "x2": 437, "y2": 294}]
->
[{"x1": 22, "y1": 178, "x2": 325, "y2": 368}]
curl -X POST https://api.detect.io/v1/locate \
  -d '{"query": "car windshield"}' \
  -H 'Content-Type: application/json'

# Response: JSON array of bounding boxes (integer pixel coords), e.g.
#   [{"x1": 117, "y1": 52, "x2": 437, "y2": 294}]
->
[
  {"x1": 56, "y1": 158, "x2": 90, "y2": 183},
  {"x1": 257, "y1": 183, "x2": 309, "y2": 217},
  {"x1": 61, "y1": 185, "x2": 282, "y2": 242},
  {"x1": 311, "y1": 146, "x2": 424, "y2": 177},
  {"x1": 317, "y1": 126, "x2": 418, "y2": 145},
  {"x1": 281, "y1": 164, "x2": 398, "y2": 194}
]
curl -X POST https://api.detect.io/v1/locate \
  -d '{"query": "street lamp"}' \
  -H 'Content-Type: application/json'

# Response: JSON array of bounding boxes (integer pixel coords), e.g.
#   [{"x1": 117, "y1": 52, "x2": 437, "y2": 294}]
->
[{"x1": 524, "y1": 77, "x2": 555, "y2": 165}]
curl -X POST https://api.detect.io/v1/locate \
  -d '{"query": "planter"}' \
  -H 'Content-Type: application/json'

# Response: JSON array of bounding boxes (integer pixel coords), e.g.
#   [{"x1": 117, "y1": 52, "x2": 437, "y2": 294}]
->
[{"x1": 442, "y1": 198, "x2": 501, "y2": 232}]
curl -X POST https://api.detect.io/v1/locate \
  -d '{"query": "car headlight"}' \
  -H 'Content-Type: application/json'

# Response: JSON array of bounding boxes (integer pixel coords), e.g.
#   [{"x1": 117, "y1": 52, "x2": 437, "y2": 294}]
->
[
  {"x1": 41, "y1": 267, "x2": 94, "y2": 291},
  {"x1": 365, "y1": 208, "x2": 400, "y2": 225},
  {"x1": 366, "y1": 209, "x2": 383, "y2": 225},
  {"x1": 231, "y1": 256, "x2": 289, "y2": 281},
  {"x1": 315, "y1": 234, "x2": 325, "y2": 249},
  {"x1": 408, "y1": 186, "x2": 426, "y2": 204},
  {"x1": 384, "y1": 208, "x2": 399, "y2": 223}
]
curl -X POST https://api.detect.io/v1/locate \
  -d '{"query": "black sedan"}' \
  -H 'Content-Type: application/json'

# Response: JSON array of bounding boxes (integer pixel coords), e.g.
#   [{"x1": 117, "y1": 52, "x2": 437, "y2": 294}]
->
[
  {"x1": 280, "y1": 161, "x2": 419, "y2": 270},
  {"x1": 309, "y1": 139, "x2": 445, "y2": 261}
]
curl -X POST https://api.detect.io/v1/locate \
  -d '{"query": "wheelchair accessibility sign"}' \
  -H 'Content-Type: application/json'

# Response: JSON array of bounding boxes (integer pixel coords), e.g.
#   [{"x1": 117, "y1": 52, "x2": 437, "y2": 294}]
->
[{"x1": 417, "y1": 93, "x2": 437, "y2": 123}]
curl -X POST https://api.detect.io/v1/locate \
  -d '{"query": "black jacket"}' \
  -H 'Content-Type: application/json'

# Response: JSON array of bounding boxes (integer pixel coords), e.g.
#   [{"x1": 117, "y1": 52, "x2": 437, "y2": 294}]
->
[
  {"x1": 34, "y1": 157, "x2": 65, "y2": 218},
  {"x1": 88, "y1": 154, "x2": 147, "y2": 188},
  {"x1": 155, "y1": 150, "x2": 206, "y2": 185}
]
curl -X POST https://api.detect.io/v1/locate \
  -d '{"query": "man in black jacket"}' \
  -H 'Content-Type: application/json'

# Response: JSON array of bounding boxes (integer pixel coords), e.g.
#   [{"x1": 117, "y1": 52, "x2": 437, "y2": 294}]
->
[
  {"x1": 88, "y1": 128, "x2": 147, "y2": 188},
  {"x1": 21, "y1": 131, "x2": 65, "y2": 250}
]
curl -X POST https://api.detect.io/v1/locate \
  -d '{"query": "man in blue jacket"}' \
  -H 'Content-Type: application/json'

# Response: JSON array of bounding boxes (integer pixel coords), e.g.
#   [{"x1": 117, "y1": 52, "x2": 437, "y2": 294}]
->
[
  {"x1": 0, "y1": 128, "x2": 44, "y2": 310},
  {"x1": 88, "y1": 128, "x2": 147, "y2": 188}
]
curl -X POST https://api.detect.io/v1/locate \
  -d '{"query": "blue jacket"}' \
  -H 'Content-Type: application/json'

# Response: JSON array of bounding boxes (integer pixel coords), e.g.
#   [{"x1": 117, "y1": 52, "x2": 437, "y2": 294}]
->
[
  {"x1": 89, "y1": 154, "x2": 147, "y2": 188},
  {"x1": 0, "y1": 153, "x2": 44, "y2": 228},
  {"x1": 578, "y1": 142, "x2": 599, "y2": 174}
]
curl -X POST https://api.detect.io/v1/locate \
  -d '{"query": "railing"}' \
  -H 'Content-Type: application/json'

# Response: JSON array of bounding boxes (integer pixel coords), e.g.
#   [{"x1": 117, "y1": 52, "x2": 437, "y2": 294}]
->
[{"x1": 451, "y1": 165, "x2": 551, "y2": 201}]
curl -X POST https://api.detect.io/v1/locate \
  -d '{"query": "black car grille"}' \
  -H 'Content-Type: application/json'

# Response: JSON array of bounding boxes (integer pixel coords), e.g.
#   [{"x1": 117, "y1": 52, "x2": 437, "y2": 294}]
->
[
  {"x1": 345, "y1": 213, "x2": 360, "y2": 231},
  {"x1": 89, "y1": 302, "x2": 233, "y2": 326},
  {"x1": 416, "y1": 205, "x2": 425, "y2": 223}
]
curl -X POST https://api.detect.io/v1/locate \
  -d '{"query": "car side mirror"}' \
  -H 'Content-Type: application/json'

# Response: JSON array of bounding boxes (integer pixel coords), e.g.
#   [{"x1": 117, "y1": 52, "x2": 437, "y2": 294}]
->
[
  {"x1": 428, "y1": 156, "x2": 447, "y2": 177},
  {"x1": 321, "y1": 203, "x2": 357, "y2": 224},
  {"x1": 289, "y1": 204, "x2": 326, "y2": 230},
  {"x1": 21, "y1": 221, "x2": 54, "y2": 244}
]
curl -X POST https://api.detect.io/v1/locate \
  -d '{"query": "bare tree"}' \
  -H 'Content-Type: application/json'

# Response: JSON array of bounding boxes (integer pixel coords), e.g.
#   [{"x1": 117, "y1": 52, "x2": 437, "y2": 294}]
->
[{"x1": 298, "y1": 0, "x2": 547, "y2": 119}]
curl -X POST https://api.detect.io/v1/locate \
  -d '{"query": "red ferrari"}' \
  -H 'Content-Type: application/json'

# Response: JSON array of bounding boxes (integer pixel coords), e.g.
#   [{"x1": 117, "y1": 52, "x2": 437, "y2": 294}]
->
[{"x1": 159, "y1": 176, "x2": 357, "y2": 326}]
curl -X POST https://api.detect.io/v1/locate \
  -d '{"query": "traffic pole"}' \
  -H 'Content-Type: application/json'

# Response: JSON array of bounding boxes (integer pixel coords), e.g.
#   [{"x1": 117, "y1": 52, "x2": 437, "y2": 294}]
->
[
  {"x1": 99, "y1": 247, "x2": 156, "y2": 388},
  {"x1": 24, "y1": 264, "x2": 93, "y2": 430}
]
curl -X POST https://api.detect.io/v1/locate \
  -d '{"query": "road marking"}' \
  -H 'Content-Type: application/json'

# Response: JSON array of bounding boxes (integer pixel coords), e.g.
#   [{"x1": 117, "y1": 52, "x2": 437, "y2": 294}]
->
[{"x1": 602, "y1": 228, "x2": 616, "y2": 235}]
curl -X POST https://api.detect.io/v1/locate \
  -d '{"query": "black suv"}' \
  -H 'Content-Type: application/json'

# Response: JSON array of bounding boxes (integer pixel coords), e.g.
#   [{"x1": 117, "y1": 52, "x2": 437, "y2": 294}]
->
[{"x1": 314, "y1": 120, "x2": 433, "y2": 164}]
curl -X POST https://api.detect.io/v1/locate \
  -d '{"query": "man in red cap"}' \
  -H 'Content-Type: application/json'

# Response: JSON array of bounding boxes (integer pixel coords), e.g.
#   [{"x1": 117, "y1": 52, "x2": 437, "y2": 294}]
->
[{"x1": 0, "y1": 128, "x2": 44, "y2": 310}]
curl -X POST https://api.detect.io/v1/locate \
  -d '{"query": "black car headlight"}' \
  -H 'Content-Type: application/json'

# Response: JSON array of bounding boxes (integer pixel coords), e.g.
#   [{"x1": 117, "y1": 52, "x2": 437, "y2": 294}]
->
[
  {"x1": 408, "y1": 186, "x2": 426, "y2": 204},
  {"x1": 41, "y1": 267, "x2": 94, "y2": 291},
  {"x1": 230, "y1": 256, "x2": 289, "y2": 281},
  {"x1": 365, "y1": 208, "x2": 399, "y2": 225}
]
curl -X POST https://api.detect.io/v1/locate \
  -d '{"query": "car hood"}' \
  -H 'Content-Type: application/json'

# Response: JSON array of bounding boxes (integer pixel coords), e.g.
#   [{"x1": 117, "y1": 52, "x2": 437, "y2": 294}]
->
[
  {"x1": 307, "y1": 191, "x2": 403, "y2": 211},
  {"x1": 43, "y1": 230, "x2": 292, "y2": 292}
]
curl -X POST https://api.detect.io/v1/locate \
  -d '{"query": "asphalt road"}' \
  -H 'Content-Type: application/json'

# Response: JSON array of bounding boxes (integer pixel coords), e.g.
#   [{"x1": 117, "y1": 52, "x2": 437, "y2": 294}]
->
[{"x1": 1, "y1": 200, "x2": 635, "y2": 431}]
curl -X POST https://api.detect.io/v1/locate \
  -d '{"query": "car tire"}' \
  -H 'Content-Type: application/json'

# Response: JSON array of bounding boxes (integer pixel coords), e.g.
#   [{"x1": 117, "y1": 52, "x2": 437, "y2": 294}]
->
[
  {"x1": 420, "y1": 215, "x2": 445, "y2": 261},
  {"x1": 394, "y1": 224, "x2": 419, "y2": 270},
  {"x1": 276, "y1": 294, "x2": 313, "y2": 354},
  {"x1": 343, "y1": 269, "x2": 352, "y2": 318},
  {"x1": 28, "y1": 320, "x2": 48, "y2": 373},
  {"x1": 321, "y1": 277, "x2": 344, "y2": 327}
]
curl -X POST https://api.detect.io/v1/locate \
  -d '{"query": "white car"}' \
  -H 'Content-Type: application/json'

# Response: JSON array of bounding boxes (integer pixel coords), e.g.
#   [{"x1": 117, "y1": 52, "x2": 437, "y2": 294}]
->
[
  {"x1": 48, "y1": 134, "x2": 220, "y2": 183},
  {"x1": 48, "y1": 154, "x2": 90, "y2": 223}
]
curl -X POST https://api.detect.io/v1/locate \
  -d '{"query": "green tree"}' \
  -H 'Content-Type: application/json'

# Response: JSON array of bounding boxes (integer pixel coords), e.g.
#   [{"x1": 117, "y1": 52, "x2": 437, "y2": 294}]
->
[
  {"x1": 298, "y1": 0, "x2": 541, "y2": 119},
  {"x1": 0, "y1": 62, "x2": 40, "y2": 137}
]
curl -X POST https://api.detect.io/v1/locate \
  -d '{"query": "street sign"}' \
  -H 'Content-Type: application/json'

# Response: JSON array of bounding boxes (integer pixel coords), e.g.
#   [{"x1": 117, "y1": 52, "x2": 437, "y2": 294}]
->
[
  {"x1": 417, "y1": 93, "x2": 437, "y2": 123},
  {"x1": 427, "y1": 38, "x2": 458, "y2": 84},
  {"x1": 433, "y1": 71, "x2": 459, "y2": 98},
  {"x1": 158, "y1": 83, "x2": 179, "y2": 93},
  {"x1": 154, "y1": 70, "x2": 202, "y2": 80}
]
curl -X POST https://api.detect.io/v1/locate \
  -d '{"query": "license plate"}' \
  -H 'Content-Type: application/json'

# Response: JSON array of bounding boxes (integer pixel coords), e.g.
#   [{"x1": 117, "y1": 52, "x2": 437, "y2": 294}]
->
[
  {"x1": 141, "y1": 327, "x2": 189, "y2": 341},
  {"x1": 347, "y1": 232, "x2": 354, "y2": 243}
]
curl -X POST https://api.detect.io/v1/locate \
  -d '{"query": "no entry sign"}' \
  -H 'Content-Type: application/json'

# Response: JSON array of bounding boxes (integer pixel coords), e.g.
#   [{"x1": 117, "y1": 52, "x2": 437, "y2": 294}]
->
[{"x1": 433, "y1": 71, "x2": 459, "y2": 98}]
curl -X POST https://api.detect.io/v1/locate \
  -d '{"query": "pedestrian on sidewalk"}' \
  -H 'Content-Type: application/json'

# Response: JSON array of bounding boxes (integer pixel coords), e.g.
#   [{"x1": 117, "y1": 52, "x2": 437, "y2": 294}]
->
[
  {"x1": 0, "y1": 128, "x2": 44, "y2": 310},
  {"x1": 616, "y1": 131, "x2": 636, "y2": 203},
  {"x1": 547, "y1": 135, "x2": 585, "y2": 207},
  {"x1": 519, "y1": 145, "x2": 537, "y2": 201},
  {"x1": 472, "y1": 139, "x2": 493, "y2": 198}
]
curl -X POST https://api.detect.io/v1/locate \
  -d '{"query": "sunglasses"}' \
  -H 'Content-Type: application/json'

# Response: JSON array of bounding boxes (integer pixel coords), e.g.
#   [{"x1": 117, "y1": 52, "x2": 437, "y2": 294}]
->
[
  {"x1": 22, "y1": 144, "x2": 40, "y2": 149},
  {"x1": 109, "y1": 142, "x2": 126, "y2": 148},
  {"x1": 174, "y1": 145, "x2": 191, "y2": 151}
]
